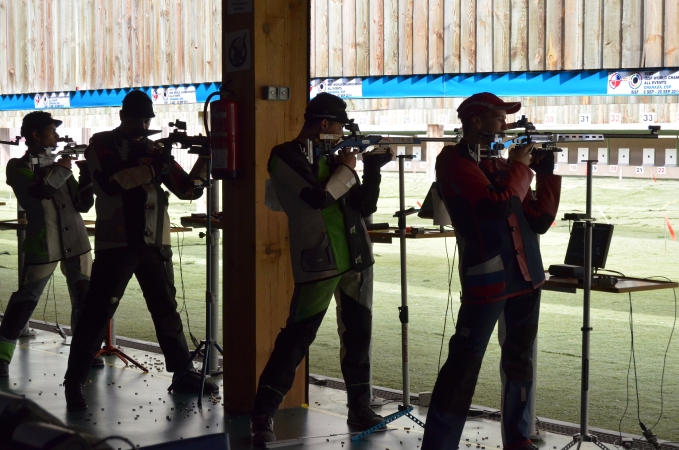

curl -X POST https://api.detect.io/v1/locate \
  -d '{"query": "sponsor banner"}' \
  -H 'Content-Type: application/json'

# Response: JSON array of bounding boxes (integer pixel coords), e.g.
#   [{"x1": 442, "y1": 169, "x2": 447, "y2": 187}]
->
[
  {"x1": 310, "y1": 78, "x2": 363, "y2": 99},
  {"x1": 607, "y1": 69, "x2": 679, "y2": 95},
  {"x1": 34, "y1": 92, "x2": 71, "y2": 109},
  {"x1": 151, "y1": 86, "x2": 197, "y2": 105}
]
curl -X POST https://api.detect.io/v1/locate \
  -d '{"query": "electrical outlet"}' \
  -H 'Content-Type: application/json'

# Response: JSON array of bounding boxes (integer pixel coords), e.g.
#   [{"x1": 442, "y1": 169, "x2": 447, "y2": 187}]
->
[
  {"x1": 278, "y1": 86, "x2": 290, "y2": 100},
  {"x1": 263, "y1": 86, "x2": 278, "y2": 100},
  {"x1": 262, "y1": 86, "x2": 290, "y2": 101}
]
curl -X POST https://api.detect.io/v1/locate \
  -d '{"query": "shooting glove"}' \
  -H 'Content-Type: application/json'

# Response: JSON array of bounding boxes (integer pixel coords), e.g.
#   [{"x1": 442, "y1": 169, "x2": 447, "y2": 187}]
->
[
  {"x1": 529, "y1": 150, "x2": 555, "y2": 175},
  {"x1": 361, "y1": 150, "x2": 393, "y2": 175}
]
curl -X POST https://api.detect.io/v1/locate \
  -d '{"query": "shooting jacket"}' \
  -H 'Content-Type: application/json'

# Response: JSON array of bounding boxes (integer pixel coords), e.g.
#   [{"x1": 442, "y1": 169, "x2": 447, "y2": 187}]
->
[
  {"x1": 267, "y1": 141, "x2": 381, "y2": 284},
  {"x1": 436, "y1": 142, "x2": 561, "y2": 303},
  {"x1": 6, "y1": 153, "x2": 93, "y2": 264},
  {"x1": 85, "y1": 128, "x2": 203, "y2": 251}
]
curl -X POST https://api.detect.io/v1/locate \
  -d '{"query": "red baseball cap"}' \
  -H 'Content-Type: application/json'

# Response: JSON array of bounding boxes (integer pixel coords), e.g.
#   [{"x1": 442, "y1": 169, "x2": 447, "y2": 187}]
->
[{"x1": 457, "y1": 92, "x2": 521, "y2": 121}]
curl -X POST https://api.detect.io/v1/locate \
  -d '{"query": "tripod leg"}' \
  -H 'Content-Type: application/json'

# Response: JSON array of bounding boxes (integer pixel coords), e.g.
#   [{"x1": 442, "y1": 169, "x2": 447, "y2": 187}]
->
[
  {"x1": 214, "y1": 342, "x2": 224, "y2": 355},
  {"x1": 198, "y1": 342, "x2": 209, "y2": 407},
  {"x1": 115, "y1": 349, "x2": 149, "y2": 372},
  {"x1": 167, "y1": 341, "x2": 205, "y2": 392},
  {"x1": 115, "y1": 352, "x2": 129, "y2": 366}
]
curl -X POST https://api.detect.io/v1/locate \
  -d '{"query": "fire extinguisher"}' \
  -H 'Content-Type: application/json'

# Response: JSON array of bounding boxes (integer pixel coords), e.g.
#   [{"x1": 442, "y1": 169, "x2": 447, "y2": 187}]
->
[{"x1": 206, "y1": 89, "x2": 239, "y2": 179}]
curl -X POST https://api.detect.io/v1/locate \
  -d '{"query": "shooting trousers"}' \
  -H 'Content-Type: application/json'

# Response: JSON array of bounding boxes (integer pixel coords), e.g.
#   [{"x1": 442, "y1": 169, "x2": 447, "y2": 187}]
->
[
  {"x1": 64, "y1": 245, "x2": 190, "y2": 385},
  {"x1": 252, "y1": 267, "x2": 373, "y2": 417},
  {"x1": 422, "y1": 289, "x2": 541, "y2": 450}
]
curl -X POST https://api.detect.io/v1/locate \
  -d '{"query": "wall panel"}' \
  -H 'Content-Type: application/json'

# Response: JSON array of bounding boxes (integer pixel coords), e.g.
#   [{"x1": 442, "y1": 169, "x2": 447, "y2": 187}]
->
[{"x1": 0, "y1": 0, "x2": 222, "y2": 95}]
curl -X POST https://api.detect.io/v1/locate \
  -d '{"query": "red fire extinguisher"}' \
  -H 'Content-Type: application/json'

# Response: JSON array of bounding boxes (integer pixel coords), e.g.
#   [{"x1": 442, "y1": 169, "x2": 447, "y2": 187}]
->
[{"x1": 209, "y1": 93, "x2": 239, "y2": 179}]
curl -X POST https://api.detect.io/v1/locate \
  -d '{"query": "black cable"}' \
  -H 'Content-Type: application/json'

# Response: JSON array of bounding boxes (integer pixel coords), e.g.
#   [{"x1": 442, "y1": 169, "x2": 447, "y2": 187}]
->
[
  {"x1": 172, "y1": 224, "x2": 198, "y2": 348},
  {"x1": 628, "y1": 292, "x2": 642, "y2": 424},
  {"x1": 437, "y1": 237, "x2": 457, "y2": 373},
  {"x1": 91, "y1": 435, "x2": 136, "y2": 449},
  {"x1": 618, "y1": 313, "x2": 634, "y2": 441}
]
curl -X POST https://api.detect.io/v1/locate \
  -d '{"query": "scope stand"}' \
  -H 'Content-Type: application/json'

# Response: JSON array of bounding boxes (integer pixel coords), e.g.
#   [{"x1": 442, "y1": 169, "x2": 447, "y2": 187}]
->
[
  {"x1": 167, "y1": 153, "x2": 224, "y2": 408},
  {"x1": 352, "y1": 154, "x2": 426, "y2": 442},
  {"x1": 560, "y1": 160, "x2": 610, "y2": 450}
]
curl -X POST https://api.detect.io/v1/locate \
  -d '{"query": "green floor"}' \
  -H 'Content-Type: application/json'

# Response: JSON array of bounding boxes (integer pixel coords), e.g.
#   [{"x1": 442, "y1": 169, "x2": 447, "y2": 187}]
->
[{"x1": 2, "y1": 168, "x2": 679, "y2": 441}]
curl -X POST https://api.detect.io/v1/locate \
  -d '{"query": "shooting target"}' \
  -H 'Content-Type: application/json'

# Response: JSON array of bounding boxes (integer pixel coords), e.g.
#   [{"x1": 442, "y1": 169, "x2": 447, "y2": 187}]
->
[{"x1": 628, "y1": 72, "x2": 642, "y2": 89}]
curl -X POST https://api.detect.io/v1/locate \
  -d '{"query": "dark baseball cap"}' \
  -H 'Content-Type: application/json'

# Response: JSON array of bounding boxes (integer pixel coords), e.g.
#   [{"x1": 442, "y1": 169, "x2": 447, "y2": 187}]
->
[
  {"x1": 457, "y1": 92, "x2": 521, "y2": 121},
  {"x1": 304, "y1": 92, "x2": 349, "y2": 124},
  {"x1": 121, "y1": 89, "x2": 155, "y2": 118},
  {"x1": 20, "y1": 111, "x2": 63, "y2": 139}
]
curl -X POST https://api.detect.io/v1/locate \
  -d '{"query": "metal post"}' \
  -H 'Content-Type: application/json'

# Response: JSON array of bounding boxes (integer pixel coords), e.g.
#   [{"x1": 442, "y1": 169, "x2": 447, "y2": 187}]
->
[
  {"x1": 209, "y1": 179, "x2": 220, "y2": 374},
  {"x1": 204, "y1": 156, "x2": 214, "y2": 377},
  {"x1": 398, "y1": 155, "x2": 410, "y2": 407},
  {"x1": 17, "y1": 203, "x2": 35, "y2": 337},
  {"x1": 580, "y1": 160, "x2": 594, "y2": 437}
]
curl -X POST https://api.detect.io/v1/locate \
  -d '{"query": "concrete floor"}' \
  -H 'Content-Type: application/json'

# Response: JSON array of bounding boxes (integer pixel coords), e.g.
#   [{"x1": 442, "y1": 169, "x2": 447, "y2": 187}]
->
[{"x1": 0, "y1": 327, "x2": 591, "y2": 449}]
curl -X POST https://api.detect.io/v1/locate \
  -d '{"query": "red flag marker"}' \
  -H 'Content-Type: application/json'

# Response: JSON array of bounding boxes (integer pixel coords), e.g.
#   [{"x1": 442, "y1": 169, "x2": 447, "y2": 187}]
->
[
  {"x1": 417, "y1": 201, "x2": 422, "y2": 208},
  {"x1": 653, "y1": 170, "x2": 657, "y2": 182},
  {"x1": 665, "y1": 216, "x2": 676, "y2": 240},
  {"x1": 551, "y1": 221, "x2": 556, "y2": 227}
]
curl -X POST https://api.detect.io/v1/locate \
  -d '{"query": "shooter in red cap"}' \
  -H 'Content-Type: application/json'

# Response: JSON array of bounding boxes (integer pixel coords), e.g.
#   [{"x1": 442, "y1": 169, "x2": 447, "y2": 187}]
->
[{"x1": 421, "y1": 93, "x2": 562, "y2": 450}]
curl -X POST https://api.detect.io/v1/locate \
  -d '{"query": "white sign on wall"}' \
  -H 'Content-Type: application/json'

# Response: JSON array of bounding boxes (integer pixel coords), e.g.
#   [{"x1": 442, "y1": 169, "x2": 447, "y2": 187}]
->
[
  {"x1": 609, "y1": 112, "x2": 622, "y2": 124},
  {"x1": 34, "y1": 92, "x2": 70, "y2": 109},
  {"x1": 227, "y1": 0, "x2": 252, "y2": 14},
  {"x1": 544, "y1": 114, "x2": 557, "y2": 125},
  {"x1": 640, "y1": 112, "x2": 656, "y2": 124},
  {"x1": 310, "y1": 78, "x2": 363, "y2": 99},
  {"x1": 151, "y1": 86, "x2": 197, "y2": 105},
  {"x1": 608, "y1": 70, "x2": 679, "y2": 95},
  {"x1": 579, "y1": 114, "x2": 591, "y2": 124}
]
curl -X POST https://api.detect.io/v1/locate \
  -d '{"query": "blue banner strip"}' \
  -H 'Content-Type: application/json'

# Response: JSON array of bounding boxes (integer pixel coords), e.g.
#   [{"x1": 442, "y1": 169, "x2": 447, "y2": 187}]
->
[
  {"x1": 0, "y1": 83, "x2": 222, "y2": 111},
  {"x1": 316, "y1": 70, "x2": 631, "y2": 99}
]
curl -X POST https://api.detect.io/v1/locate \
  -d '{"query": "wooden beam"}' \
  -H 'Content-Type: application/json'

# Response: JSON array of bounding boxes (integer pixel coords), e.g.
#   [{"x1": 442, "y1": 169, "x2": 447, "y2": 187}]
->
[
  {"x1": 384, "y1": 0, "x2": 399, "y2": 75},
  {"x1": 413, "y1": 0, "x2": 428, "y2": 74},
  {"x1": 428, "y1": 0, "x2": 444, "y2": 73},
  {"x1": 356, "y1": 0, "x2": 370, "y2": 76},
  {"x1": 665, "y1": 0, "x2": 679, "y2": 67},
  {"x1": 443, "y1": 0, "x2": 460, "y2": 73},
  {"x1": 493, "y1": 0, "x2": 510, "y2": 72},
  {"x1": 460, "y1": 0, "x2": 476, "y2": 73},
  {"x1": 563, "y1": 0, "x2": 583, "y2": 70},
  {"x1": 370, "y1": 0, "x2": 384, "y2": 75},
  {"x1": 315, "y1": 0, "x2": 329, "y2": 77},
  {"x1": 398, "y1": 0, "x2": 414, "y2": 74},
  {"x1": 545, "y1": 0, "x2": 563, "y2": 70},
  {"x1": 510, "y1": 0, "x2": 529, "y2": 71},
  {"x1": 643, "y1": 0, "x2": 664, "y2": 67},
  {"x1": 476, "y1": 0, "x2": 493, "y2": 72},
  {"x1": 310, "y1": 0, "x2": 316, "y2": 78},
  {"x1": 528, "y1": 0, "x2": 545, "y2": 70},
  {"x1": 329, "y1": 0, "x2": 343, "y2": 76},
  {"x1": 342, "y1": 0, "x2": 357, "y2": 76},
  {"x1": 583, "y1": 0, "x2": 602, "y2": 68},
  {"x1": 621, "y1": 0, "x2": 642, "y2": 68},
  {"x1": 222, "y1": 0, "x2": 307, "y2": 413},
  {"x1": 602, "y1": 0, "x2": 621, "y2": 68}
]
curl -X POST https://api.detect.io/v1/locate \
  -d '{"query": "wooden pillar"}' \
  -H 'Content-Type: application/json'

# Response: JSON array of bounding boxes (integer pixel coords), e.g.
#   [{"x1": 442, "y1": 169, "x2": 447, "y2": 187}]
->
[{"x1": 222, "y1": 1, "x2": 310, "y2": 413}]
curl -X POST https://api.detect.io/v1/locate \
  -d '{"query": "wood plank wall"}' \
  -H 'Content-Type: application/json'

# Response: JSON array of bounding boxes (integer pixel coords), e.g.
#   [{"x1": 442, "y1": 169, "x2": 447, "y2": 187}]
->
[
  {"x1": 0, "y1": 0, "x2": 222, "y2": 95},
  {"x1": 311, "y1": 0, "x2": 678, "y2": 78}
]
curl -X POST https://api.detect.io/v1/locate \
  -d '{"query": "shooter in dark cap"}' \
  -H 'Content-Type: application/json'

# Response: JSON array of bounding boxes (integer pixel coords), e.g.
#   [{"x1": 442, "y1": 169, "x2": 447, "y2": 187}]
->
[
  {"x1": 250, "y1": 92, "x2": 393, "y2": 446},
  {"x1": 421, "y1": 93, "x2": 562, "y2": 450},
  {"x1": 1, "y1": 111, "x2": 98, "y2": 377},
  {"x1": 63, "y1": 89, "x2": 216, "y2": 409}
]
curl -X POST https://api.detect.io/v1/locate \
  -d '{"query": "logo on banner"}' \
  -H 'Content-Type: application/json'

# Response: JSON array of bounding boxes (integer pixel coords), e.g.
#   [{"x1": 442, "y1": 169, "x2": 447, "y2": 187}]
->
[
  {"x1": 609, "y1": 72, "x2": 622, "y2": 89},
  {"x1": 629, "y1": 72, "x2": 643, "y2": 89}
]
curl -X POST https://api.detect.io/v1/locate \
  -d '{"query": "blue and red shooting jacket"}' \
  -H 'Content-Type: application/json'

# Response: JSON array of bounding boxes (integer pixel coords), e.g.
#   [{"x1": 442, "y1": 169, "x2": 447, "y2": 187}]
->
[{"x1": 436, "y1": 143, "x2": 562, "y2": 303}]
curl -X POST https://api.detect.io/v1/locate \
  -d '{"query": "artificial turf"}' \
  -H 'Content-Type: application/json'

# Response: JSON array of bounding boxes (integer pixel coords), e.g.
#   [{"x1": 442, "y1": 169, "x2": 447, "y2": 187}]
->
[{"x1": 1, "y1": 168, "x2": 678, "y2": 441}]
